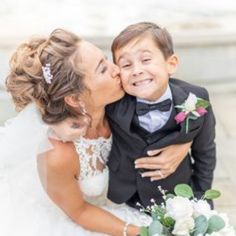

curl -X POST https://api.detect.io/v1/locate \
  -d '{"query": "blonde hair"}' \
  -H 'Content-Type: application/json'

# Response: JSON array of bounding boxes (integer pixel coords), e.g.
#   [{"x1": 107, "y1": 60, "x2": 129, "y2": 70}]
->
[{"x1": 6, "y1": 29, "x2": 86, "y2": 124}]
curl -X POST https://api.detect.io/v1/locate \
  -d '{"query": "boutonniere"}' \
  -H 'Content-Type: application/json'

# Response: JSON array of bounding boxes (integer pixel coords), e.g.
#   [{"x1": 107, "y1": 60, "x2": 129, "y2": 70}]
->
[{"x1": 174, "y1": 93, "x2": 210, "y2": 133}]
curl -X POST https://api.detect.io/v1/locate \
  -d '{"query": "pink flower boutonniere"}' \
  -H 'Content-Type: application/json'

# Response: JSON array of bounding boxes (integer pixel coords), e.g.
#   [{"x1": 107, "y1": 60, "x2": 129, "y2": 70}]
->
[{"x1": 175, "y1": 93, "x2": 210, "y2": 133}]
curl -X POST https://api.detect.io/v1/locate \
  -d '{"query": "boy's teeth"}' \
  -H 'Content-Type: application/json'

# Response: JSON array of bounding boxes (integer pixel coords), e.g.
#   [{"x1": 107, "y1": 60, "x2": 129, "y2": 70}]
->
[{"x1": 134, "y1": 79, "x2": 151, "y2": 86}]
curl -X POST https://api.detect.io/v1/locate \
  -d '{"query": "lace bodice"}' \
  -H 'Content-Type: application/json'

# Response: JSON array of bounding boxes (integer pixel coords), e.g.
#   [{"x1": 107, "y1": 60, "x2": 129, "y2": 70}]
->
[{"x1": 73, "y1": 136, "x2": 112, "y2": 205}]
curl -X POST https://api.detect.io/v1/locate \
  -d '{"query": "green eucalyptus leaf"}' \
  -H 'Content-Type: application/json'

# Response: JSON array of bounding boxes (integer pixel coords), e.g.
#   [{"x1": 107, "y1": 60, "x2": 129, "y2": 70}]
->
[
  {"x1": 207, "y1": 215, "x2": 225, "y2": 234},
  {"x1": 196, "y1": 99, "x2": 210, "y2": 108},
  {"x1": 174, "y1": 184, "x2": 194, "y2": 198},
  {"x1": 148, "y1": 220, "x2": 163, "y2": 235},
  {"x1": 204, "y1": 189, "x2": 221, "y2": 200},
  {"x1": 193, "y1": 215, "x2": 208, "y2": 236},
  {"x1": 161, "y1": 216, "x2": 175, "y2": 228},
  {"x1": 140, "y1": 226, "x2": 149, "y2": 236}
]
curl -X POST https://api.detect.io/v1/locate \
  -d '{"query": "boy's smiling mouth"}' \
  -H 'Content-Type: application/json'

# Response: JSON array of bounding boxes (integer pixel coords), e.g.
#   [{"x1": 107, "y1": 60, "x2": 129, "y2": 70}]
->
[{"x1": 132, "y1": 78, "x2": 153, "y2": 87}]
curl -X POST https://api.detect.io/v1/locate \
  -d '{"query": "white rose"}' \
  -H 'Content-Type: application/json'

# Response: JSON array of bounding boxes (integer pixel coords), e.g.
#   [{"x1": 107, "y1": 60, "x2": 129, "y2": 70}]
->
[
  {"x1": 192, "y1": 200, "x2": 212, "y2": 218},
  {"x1": 184, "y1": 93, "x2": 198, "y2": 112},
  {"x1": 166, "y1": 196, "x2": 193, "y2": 221},
  {"x1": 172, "y1": 217, "x2": 194, "y2": 236}
]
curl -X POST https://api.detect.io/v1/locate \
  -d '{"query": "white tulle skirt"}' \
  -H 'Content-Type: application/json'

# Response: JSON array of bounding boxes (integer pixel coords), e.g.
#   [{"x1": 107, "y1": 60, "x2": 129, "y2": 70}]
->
[{"x1": 0, "y1": 158, "x2": 151, "y2": 236}]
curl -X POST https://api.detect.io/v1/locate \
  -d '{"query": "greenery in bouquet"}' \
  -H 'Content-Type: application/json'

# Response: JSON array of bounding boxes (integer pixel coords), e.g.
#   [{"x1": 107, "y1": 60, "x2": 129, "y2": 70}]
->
[{"x1": 139, "y1": 184, "x2": 235, "y2": 236}]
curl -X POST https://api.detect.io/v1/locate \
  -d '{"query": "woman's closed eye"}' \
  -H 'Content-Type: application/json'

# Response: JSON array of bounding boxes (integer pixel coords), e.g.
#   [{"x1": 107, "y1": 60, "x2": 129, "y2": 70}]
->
[
  {"x1": 120, "y1": 63, "x2": 131, "y2": 69},
  {"x1": 100, "y1": 65, "x2": 108, "y2": 74}
]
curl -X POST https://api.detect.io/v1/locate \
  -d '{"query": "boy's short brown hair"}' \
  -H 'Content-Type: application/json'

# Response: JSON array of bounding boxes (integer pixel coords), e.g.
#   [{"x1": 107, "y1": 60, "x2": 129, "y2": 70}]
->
[{"x1": 112, "y1": 22, "x2": 174, "y2": 61}]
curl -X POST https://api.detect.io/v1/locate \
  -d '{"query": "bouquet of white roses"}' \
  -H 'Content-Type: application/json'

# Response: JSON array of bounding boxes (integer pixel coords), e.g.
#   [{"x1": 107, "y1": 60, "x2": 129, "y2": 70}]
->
[{"x1": 140, "y1": 184, "x2": 235, "y2": 236}]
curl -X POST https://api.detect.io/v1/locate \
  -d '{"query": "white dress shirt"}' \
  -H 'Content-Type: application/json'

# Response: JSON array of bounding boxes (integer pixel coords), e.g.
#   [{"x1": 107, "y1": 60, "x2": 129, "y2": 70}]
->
[{"x1": 136, "y1": 85, "x2": 173, "y2": 133}]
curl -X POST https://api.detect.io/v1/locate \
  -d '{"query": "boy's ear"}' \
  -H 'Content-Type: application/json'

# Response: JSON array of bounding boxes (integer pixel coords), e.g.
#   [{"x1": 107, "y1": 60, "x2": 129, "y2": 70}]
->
[{"x1": 167, "y1": 54, "x2": 179, "y2": 75}]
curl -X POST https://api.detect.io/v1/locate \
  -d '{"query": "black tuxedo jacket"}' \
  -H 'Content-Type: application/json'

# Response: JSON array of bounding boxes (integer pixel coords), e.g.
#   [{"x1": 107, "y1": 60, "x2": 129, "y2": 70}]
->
[{"x1": 106, "y1": 78, "x2": 216, "y2": 208}]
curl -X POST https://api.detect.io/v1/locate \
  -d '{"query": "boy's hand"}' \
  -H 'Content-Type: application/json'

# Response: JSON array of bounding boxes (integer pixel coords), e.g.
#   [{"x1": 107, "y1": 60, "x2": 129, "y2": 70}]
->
[{"x1": 134, "y1": 142, "x2": 192, "y2": 181}]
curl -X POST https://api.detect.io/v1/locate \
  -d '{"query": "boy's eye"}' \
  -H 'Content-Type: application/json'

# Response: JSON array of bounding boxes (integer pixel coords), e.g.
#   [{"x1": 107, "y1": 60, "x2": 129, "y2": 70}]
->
[{"x1": 142, "y1": 58, "x2": 151, "y2": 62}]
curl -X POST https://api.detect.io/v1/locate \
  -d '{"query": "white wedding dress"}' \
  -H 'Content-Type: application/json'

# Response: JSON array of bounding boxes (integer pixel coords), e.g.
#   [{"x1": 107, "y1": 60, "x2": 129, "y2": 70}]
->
[{"x1": 0, "y1": 104, "x2": 151, "y2": 236}]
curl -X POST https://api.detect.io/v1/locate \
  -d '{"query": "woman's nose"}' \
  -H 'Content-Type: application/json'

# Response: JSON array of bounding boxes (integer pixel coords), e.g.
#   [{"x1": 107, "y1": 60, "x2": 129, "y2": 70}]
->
[{"x1": 112, "y1": 64, "x2": 120, "y2": 77}]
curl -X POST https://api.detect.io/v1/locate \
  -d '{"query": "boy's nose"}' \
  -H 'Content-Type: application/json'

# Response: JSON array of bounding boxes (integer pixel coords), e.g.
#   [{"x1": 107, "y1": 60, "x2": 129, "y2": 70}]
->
[{"x1": 132, "y1": 64, "x2": 143, "y2": 77}]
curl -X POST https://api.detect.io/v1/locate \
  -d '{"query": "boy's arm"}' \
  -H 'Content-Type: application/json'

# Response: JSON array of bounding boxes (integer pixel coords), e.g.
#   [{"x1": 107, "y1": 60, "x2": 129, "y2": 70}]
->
[{"x1": 190, "y1": 93, "x2": 216, "y2": 196}]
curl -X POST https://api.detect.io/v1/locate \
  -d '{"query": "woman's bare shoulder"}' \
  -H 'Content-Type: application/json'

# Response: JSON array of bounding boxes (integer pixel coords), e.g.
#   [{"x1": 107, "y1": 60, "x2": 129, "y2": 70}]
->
[{"x1": 42, "y1": 138, "x2": 79, "y2": 175}]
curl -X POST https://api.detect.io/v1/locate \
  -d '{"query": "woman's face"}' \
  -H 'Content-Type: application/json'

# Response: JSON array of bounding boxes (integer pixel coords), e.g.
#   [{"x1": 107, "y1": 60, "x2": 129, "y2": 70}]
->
[{"x1": 77, "y1": 41, "x2": 125, "y2": 108}]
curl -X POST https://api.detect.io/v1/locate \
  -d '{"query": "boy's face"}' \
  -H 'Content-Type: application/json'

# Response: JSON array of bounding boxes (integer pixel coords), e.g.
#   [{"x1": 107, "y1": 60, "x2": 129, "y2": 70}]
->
[{"x1": 114, "y1": 36, "x2": 178, "y2": 101}]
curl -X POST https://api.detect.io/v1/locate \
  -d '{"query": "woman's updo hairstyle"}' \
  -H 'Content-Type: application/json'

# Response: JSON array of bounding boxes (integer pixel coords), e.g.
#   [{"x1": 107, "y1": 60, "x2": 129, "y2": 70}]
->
[{"x1": 6, "y1": 29, "x2": 86, "y2": 124}]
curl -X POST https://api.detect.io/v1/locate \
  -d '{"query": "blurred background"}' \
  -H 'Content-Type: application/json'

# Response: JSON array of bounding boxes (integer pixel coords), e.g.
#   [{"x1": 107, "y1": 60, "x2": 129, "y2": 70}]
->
[{"x1": 1, "y1": 0, "x2": 236, "y2": 224}]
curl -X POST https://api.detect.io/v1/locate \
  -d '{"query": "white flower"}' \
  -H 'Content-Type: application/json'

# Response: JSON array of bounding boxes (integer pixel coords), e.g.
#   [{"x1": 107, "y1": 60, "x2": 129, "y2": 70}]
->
[
  {"x1": 165, "y1": 196, "x2": 193, "y2": 221},
  {"x1": 192, "y1": 199, "x2": 212, "y2": 218},
  {"x1": 172, "y1": 217, "x2": 194, "y2": 236},
  {"x1": 184, "y1": 93, "x2": 198, "y2": 113}
]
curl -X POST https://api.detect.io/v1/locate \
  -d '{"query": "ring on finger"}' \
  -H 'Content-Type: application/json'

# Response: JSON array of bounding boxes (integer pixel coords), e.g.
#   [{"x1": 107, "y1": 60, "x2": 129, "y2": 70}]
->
[{"x1": 156, "y1": 169, "x2": 164, "y2": 178}]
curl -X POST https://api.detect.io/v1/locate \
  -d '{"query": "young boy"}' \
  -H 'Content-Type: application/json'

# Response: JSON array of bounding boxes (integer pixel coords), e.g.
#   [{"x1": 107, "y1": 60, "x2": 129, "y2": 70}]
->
[{"x1": 106, "y1": 22, "x2": 216, "y2": 209}]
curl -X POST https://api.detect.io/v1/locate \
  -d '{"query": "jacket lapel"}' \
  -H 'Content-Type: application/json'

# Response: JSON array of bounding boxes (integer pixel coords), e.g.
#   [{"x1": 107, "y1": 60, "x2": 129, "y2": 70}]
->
[{"x1": 109, "y1": 94, "x2": 145, "y2": 144}]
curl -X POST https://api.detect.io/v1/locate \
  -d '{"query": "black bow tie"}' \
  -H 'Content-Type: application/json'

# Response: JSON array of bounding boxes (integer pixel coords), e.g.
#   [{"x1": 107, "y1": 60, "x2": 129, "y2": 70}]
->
[{"x1": 136, "y1": 98, "x2": 172, "y2": 116}]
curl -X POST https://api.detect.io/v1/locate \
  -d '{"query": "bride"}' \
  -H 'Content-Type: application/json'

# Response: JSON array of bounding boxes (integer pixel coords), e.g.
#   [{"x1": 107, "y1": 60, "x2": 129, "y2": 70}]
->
[{"x1": 0, "y1": 29, "x2": 189, "y2": 236}]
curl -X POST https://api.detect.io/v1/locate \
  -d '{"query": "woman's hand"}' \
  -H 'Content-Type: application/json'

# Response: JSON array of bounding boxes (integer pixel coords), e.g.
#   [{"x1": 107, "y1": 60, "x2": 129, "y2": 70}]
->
[
  {"x1": 127, "y1": 224, "x2": 140, "y2": 236},
  {"x1": 134, "y1": 142, "x2": 192, "y2": 181}
]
